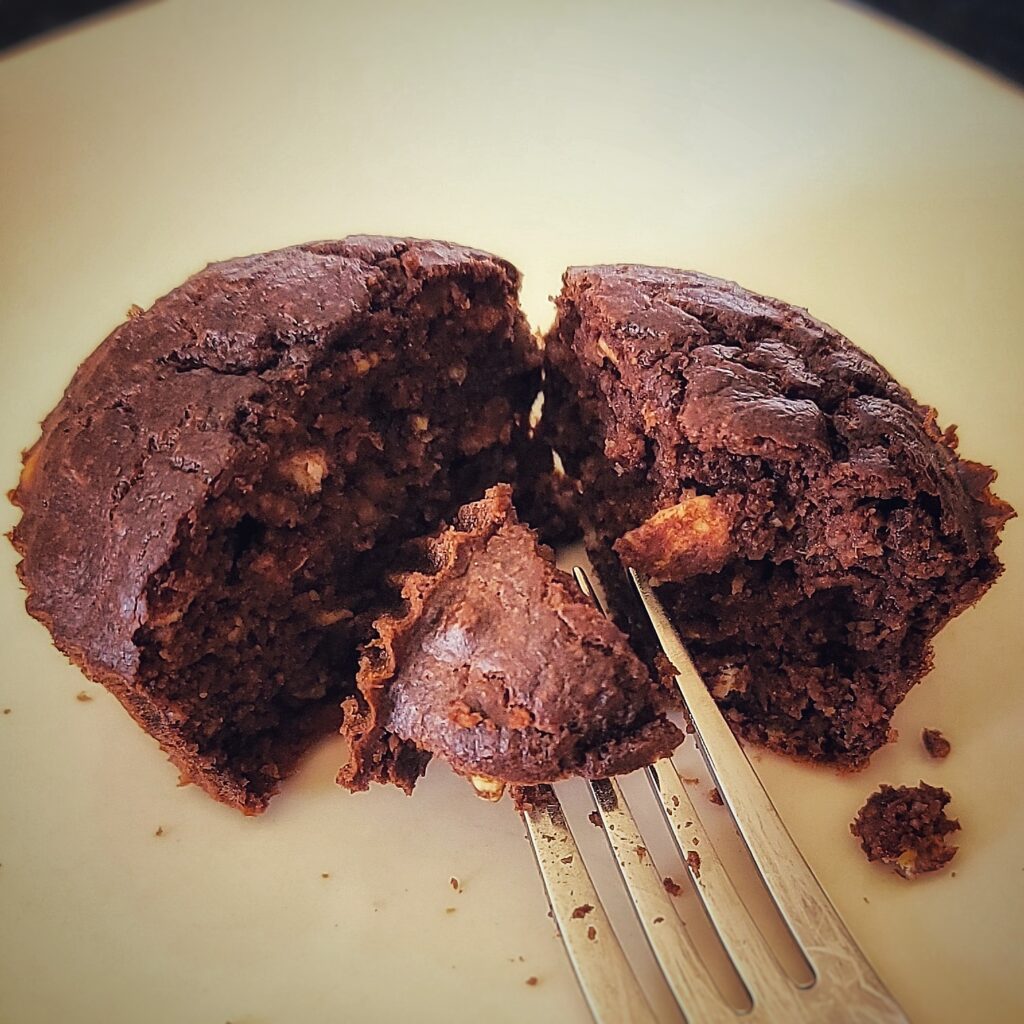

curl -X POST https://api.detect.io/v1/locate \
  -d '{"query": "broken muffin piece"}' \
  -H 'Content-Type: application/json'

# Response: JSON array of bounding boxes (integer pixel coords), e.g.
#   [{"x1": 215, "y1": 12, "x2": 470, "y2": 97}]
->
[
  {"x1": 922, "y1": 728, "x2": 952, "y2": 759},
  {"x1": 542, "y1": 265, "x2": 1014, "y2": 767},
  {"x1": 851, "y1": 782, "x2": 960, "y2": 878},
  {"x1": 10, "y1": 238, "x2": 541, "y2": 813},
  {"x1": 338, "y1": 485, "x2": 683, "y2": 796}
]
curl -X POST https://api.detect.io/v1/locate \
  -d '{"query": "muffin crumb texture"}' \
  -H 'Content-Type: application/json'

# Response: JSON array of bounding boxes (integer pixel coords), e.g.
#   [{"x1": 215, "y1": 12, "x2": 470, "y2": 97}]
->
[{"x1": 851, "y1": 782, "x2": 960, "y2": 878}]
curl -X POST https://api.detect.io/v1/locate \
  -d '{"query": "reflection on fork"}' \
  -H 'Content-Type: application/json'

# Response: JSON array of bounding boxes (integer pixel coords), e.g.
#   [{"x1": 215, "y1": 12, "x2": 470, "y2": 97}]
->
[{"x1": 520, "y1": 567, "x2": 908, "y2": 1024}]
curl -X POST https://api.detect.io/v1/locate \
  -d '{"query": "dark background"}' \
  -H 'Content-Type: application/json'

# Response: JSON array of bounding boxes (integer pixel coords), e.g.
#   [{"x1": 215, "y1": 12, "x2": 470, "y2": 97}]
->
[{"x1": 1, "y1": 0, "x2": 1024, "y2": 87}]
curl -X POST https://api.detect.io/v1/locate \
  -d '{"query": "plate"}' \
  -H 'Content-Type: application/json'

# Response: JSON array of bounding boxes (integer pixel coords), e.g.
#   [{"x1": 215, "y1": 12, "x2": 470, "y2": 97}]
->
[{"x1": 1, "y1": 2, "x2": 1022, "y2": 1022}]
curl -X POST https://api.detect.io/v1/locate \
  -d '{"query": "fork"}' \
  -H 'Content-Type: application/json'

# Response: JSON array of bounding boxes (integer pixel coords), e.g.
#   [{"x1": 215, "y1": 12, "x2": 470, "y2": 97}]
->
[{"x1": 521, "y1": 567, "x2": 909, "y2": 1024}]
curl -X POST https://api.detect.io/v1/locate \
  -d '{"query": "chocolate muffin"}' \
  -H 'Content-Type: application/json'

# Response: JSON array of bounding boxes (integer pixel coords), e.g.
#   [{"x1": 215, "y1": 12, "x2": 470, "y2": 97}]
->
[
  {"x1": 542, "y1": 266, "x2": 1013, "y2": 767},
  {"x1": 851, "y1": 782, "x2": 959, "y2": 878},
  {"x1": 10, "y1": 238, "x2": 541, "y2": 813},
  {"x1": 338, "y1": 485, "x2": 682, "y2": 796}
]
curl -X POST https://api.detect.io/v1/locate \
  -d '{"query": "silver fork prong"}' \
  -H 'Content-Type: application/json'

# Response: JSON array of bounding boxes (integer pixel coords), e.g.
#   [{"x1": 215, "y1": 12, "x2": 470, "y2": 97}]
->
[
  {"x1": 590, "y1": 777, "x2": 736, "y2": 1024},
  {"x1": 522, "y1": 784, "x2": 660, "y2": 1024},
  {"x1": 630, "y1": 569, "x2": 909, "y2": 1024},
  {"x1": 648, "y1": 759, "x2": 808, "y2": 1022},
  {"x1": 573, "y1": 565, "x2": 606, "y2": 614}
]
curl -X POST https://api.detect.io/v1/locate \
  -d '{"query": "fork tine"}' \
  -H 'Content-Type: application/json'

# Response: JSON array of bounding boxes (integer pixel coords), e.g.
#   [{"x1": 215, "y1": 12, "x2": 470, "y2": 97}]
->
[
  {"x1": 573, "y1": 565, "x2": 606, "y2": 613},
  {"x1": 575, "y1": 565, "x2": 807, "y2": 1020},
  {"x1": 589, "y1": 777, "x2": 735, "y2": 1024},
  {"x1": 522, "y1": 784, "x2": 659, "y2": 1024},
  {"x1": 647, "y1": 759, "x2": 807, "y2": 1021},
  {"x1": 630, "y1": 569, "x2": 908, "y2": 1023}
]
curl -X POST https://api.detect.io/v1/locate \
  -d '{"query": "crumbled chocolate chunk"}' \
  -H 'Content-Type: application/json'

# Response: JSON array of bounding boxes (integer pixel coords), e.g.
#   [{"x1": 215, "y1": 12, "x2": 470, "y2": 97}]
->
[
  {"x1": 525, "y1": 977, "x2": 538, "y2": 987},
  {"x1": 663, "y1": 876, "x2": 683, "y2": 897},
  {"x1": 571, "y1": 903, "x2": 594, "y2": 919},
  {"x1": 589, "y1": 811, "x2": 603, "y2": 828},
  {"x1": 708, "y1": 787, "x2": 723, "y2": 805},
  {"x1": 587, "y1": 926, "x2": 597, "y2": 940},
  {"x1": 851, "y1": 782, "x2": 960, "y2": 878}
]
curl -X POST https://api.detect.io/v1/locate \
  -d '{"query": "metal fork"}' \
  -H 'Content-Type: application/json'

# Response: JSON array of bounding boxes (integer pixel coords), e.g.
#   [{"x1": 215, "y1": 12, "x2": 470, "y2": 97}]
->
[{"x1": 521, "y1": 567, "x2": 908, "y2": 1024}]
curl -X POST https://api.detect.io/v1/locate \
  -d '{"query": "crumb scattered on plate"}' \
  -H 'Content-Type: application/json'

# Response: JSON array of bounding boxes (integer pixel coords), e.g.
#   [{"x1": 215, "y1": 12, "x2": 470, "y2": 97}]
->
[
  {"x1": 851, "y1": 782, "x2": 959, "y2": 879},
  {"x1": 922, "y1": 728, "x2": 951, "y2": 759}
]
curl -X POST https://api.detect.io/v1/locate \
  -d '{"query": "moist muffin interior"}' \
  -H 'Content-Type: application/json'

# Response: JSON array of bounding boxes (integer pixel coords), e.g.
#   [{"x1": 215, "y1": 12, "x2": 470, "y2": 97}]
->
[{"x1": 134, "y1": 279, "x2": 538, "y2": 806}]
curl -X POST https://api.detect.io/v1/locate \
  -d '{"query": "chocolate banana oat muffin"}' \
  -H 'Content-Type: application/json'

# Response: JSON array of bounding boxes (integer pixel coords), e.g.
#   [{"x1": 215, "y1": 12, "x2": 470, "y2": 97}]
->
[
  {"x1": 338, "y1": 485, "x2": 682, "y2": 795},
  {"x1": 542, "y1": 266, "x2": 1013, "y2": 767},
  {"x1": 10, "y1": 238, "x2": 541, "y2": 812}
]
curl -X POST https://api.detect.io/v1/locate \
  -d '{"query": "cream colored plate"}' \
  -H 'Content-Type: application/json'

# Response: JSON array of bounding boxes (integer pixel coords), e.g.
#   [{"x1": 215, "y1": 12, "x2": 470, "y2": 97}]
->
[{"x1": 1, "y1": 2, "x2": 1022, "y2": 1022}]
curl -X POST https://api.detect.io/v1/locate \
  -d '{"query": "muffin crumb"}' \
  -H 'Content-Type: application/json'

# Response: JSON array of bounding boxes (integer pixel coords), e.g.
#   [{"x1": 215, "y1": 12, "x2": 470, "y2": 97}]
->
[
  {"x1": 922, "y1": 728, "x2": 951, "y2": 759},
  {"x1": 851, "y1": 782, "x2": 959, "y2": 878}
]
